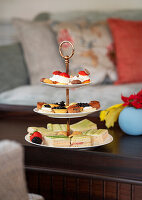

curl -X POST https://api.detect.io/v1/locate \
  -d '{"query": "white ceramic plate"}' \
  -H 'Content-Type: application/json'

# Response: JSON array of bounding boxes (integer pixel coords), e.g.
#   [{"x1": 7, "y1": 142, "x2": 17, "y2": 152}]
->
[
  {"x1": 25, "y1": 133, "x2": 113, "y2": 149},
  {"x1": 33, "y1": 108, "x2": 100, "y2": 118},
  {"x1": 41, "y1": 82, "x2": 90, "y2": 88}
]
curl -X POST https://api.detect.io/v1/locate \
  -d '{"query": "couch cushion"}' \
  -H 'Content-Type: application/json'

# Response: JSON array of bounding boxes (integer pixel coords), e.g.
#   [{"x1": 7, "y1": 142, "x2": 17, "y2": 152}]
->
[
  {"x1": 0, "y1": 43, "x2": 29, "y2": 93},
  {"x1": 51, "y1": 20, "x2": 117, "y2": 84},
  {"x1": 13, "y1": 18, "x2": 64, "y2": 85},
  {"x1": 108, "y1": 18, "x2": 142, "y2": 84},
  {"x1": 0, "y1": 84, "x2": 141, "y2": 109}
]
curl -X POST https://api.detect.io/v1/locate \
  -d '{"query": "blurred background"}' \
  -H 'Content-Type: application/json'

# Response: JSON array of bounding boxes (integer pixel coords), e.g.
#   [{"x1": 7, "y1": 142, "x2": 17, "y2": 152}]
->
[
  {"x1": 0, "y1": 0, "x2": 142, "y2": 20},
  {"x1": 0, "y1": 0, "x2": 142, "y2": 108}
]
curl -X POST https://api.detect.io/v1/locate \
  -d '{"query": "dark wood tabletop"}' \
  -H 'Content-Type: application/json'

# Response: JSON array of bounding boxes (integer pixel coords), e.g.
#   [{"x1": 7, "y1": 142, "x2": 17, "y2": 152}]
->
[
  {"x1": 0, "y1": 104, "x2": 142, "y2": 182},
  {"x1": 1, "y1": 104, "x2": 142, "y2": 199}
]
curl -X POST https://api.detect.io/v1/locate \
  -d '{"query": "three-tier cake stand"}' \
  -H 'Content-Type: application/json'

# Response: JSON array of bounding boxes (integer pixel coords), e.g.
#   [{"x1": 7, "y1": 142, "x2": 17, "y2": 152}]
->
[{"x1": 25, "y1": 41, "x2": 113, "y2": 148}]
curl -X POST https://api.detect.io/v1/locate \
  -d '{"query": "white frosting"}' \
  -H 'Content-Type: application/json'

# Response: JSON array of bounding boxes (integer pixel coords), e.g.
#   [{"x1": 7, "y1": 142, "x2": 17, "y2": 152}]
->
[
  {"x1": 78, "y1": 75, "x2": 90, "y2": 82},
  {"x1": 50, "y1": 75, "x2": 69, "y2": 84},
  {"x1": 42, "y1": 106, "x2": 52, "y2": 112},
  {"x1": 70, "y1": 76, "x2": 81, "y2": 82},
  {"x1": 83, "y1": 106, "x2": 96, "y2": 112},
  {"x1": 50, "y1": 75, "x2": 60, "y2": 82}
]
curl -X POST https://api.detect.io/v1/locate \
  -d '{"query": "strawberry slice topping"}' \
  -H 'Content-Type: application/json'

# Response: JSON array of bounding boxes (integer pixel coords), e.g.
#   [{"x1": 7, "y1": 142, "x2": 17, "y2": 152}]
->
[
  {"x1": 60, "y1": 72, "x2": 70, "y2": 78},
  {"x1": 78, "y1": 71, "x2": 88, "y2": 76},
  {"x1": 30, "y1": 131, "x2": 42, "y2": 141},
  {"x1": 53, "y1": 71, "x2": 61, "y2": 75}
]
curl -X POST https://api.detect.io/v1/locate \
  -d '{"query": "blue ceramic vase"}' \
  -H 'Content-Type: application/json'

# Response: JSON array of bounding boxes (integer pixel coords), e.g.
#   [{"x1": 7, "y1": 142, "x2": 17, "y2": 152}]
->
[{"x1": 118, "y1": 107, "x2": 142, "y2": 136}]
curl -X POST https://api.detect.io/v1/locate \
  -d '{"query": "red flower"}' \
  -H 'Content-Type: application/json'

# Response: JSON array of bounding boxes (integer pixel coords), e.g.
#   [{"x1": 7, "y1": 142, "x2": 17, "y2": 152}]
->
[{"x1": 121, "y1": 90, "x2": 142, "y2": 109}]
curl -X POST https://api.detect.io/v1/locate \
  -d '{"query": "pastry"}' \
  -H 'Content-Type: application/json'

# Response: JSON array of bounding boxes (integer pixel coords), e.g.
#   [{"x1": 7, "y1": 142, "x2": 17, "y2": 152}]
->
[
  {"x1": 43, "y1": 78, "x2": 53, "y2": 84},
  {"x1": 37, "y1": 102, "x2": 46, "y2": 109},
  {"x1": 53, "y1": 106, "x2": 67, "y2": 113},
  {"x1": 43, "y1": 135, "x2": 70, "y2": 147},
  {"x1": 82, "y1": 80, "x2": 90, "y2": 84},
  {"x1": 83, "y1": 129, "x2": 109, "y2": 145},
  {"x1": 70, "y1": 135, "x2": 91, "y2": 147},
  {"x1": 89, "y1": 101, "x2": 100, "y2": 109},
  {"x1": 71, "y1": 80, "x2": 82, "y2": 84},
  {"x1": 78, "y1": 70, "x2": 90, "y2": 83},
  {"x1": 40, "y1": 78, "x2": 46, "y2": 82},
  {"x1": 50, "y1": 72, "x2": 70, "y2": 84},
  {"x1": 76, "y1": 103, "x2": 96, "y2": 112},
  {"x1": 67, "y1": 104, "x2": 82, "y2": 113}
]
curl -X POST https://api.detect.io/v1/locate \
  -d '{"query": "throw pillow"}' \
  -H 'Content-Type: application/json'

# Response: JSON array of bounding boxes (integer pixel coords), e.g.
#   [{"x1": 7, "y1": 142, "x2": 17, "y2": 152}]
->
[
  {"x1": 13, "y1": 18, "x2": 64, "y2": 85},
  {"x1": 108, "y1": 18, "x2": 142, "y2": 84},
  {"x1": 0, "y1": 43, "x2": 29, "y2": 93},
  {"x1": 51, "y1": 20, "x2": 117, "y2": 84}
]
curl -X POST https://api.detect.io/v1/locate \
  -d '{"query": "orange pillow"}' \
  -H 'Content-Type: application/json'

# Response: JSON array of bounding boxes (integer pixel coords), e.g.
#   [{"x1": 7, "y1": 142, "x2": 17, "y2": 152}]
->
[{"x1": 108, "y1": 18, "x2": 142, "y2": 84}]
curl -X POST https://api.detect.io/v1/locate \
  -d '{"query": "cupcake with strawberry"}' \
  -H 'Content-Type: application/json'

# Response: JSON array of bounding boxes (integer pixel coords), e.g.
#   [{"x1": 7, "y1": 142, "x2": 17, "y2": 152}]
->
[
  {"x1": 78, "y1": 69, "x2": 90, "y2": 84},
  {"x1": 56, "y1": 72, "x2": 70, "y2": 84},
  {"x1": 49, "y1": 71, "x2": 62, "y2": 84}
]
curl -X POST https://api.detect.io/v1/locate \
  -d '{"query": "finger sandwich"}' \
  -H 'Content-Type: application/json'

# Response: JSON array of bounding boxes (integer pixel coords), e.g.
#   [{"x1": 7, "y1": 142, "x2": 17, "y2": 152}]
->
[
  {"x1": 70, "y1": 135, "x2": 91, "y2": 147},
  {"x1": 43, "y1": 135, "x2": 70, "y2": 147},
  {"x1": 83, "y1": 129, "x2": 109, "y2": 145}
]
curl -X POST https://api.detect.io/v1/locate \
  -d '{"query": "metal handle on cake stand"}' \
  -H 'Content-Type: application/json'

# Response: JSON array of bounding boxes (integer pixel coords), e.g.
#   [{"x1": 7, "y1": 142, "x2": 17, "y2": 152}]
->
[{"x1": 59, "y1": 41, "x2": 75, "y2": 135}]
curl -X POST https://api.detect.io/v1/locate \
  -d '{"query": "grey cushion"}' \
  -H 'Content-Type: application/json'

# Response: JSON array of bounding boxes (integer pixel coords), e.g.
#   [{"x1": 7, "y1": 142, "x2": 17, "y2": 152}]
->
[
  {"x1": 0, "y1": 43, "x2": 29, "y2": 93},
  {"x1": 13, "y1": 18, "x2": 64, "y2": 85}
]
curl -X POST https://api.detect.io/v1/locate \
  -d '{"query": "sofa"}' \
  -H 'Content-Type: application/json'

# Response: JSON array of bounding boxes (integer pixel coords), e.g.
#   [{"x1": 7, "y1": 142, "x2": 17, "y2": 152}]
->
[{"x1": 0, "y1": 10, "x2": 142, "y2": 109}]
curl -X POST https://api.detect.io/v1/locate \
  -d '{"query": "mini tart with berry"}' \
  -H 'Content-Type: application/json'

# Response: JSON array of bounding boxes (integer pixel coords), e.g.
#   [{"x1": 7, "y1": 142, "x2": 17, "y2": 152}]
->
[
  {"x1": 77, "y1": 103, "x2": 95, "y2": 112},
  {"x1": 78, "y1": 70, "x2": 90, "y2": 84},
  {"x1": 67, "y1": 104, "x2": 83, "y2": 113},
  {"x1": 49, "y1": 71, "x2": 61, "y2": 84},
  {"x1": 89, "y1": 101, "x2": 100, "y2": 109},
  {"x1": 58, "y1": 72, "x2": 70, "y2": 84},
  {"x1": 52, "y1": 106, "x2": 67, "y2": 113},
  {"x1": 37, "y1": 102, "x2": 46, "y2": 109},
  {"x1": 41, "y1": 78, "x2": 53, "y2": 84}
]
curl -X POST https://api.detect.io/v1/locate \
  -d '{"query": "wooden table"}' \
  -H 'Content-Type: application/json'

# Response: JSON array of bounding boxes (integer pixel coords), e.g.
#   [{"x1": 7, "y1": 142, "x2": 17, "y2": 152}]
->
[{"x1": 0, "y1": 104, "x2": 142, "y2": 200}]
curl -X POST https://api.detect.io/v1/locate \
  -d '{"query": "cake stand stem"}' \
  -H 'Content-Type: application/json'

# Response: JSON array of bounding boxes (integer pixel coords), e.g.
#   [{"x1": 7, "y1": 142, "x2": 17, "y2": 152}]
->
[
  {"x1": 65, "y1": 58, "x2": 70, "y2": 135},
  {"x1": 59, "y1": 41, "x2": 75, "y2": 136},
  {"x1": 67, "y1": 118, "x2": 70, "y2": 136}
]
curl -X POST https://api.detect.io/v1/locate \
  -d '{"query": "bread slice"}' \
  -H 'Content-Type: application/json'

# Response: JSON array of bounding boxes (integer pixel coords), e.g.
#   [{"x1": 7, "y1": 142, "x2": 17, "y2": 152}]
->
[
  {"x1": 47, "y1": 119, "x2": 97, "y2": 132},
  {"x1": 47, "y1": 123, "x2": 67, "y2": 131},
  {"x1": 43, "y1": 136, "x2": 70, "y2": 147},
  {"x1": 70, "y1": 119, "x2": 97, "y2": 131},
  {"x1": 70, "y1": 135, "x2": 91, "y2": 147},
  {"x1": 83, "y1": 129, "x2": 109, "y2": 145}
]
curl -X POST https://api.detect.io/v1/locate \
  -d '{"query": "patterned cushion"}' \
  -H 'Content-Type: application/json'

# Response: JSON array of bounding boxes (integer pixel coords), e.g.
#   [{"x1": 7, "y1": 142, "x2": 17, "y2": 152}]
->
[
  {"x1": 13, "y1": 18, "x2": 64, "y2": 85},
  {"x1": 51, "y1": 20, "x2": 117, "y2": 84}
]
